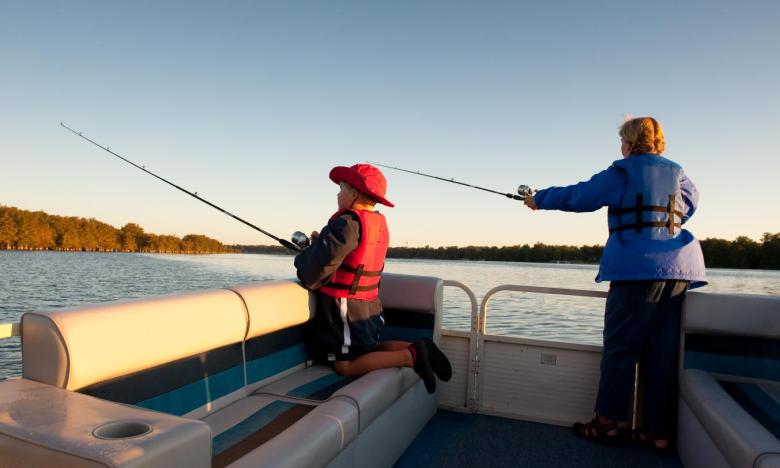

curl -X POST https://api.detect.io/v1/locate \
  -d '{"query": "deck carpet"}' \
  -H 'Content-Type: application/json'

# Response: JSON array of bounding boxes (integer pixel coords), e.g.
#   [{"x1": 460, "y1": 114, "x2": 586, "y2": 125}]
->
[{"x1": 395, "y1": 410, "x2": 683, "y2": 468}]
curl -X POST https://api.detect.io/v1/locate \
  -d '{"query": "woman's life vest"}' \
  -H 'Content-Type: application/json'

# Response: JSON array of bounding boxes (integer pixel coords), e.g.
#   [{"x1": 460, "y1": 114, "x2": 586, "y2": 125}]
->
[
  {"x1": 532, "y1": 153, "x2": 707, "y2": 286},
  {"x1": 599, "y1": 154, "x2": 706, "y2": 286},
  {"x1": 607, "y1": 157, "x2": 684, "y2": 241},
  {"x1": 320, "y1": 209, "x2": 389, "y2": 301}
]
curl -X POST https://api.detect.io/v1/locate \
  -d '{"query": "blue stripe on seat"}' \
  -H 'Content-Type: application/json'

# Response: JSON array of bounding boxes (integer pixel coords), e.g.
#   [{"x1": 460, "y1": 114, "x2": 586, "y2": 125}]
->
[
  {"x1": 286, "y1": 373, "x2": 347, "y2": 398},
  {"x1": 244, "y1": 324, "x2": 307, "y2": 361},
  {"x1": 81, "y1": 342, "x2": 244, "y2": 406},
  {"x1": 213, "y1": 373, "x2": 351, "y2": 455},
  {"x1": 136, "y1": 364, "x2": 244, "y2": 416},
  {"x1": 246, "y1": 343, "x2": 309, "y2": 385},
  {"x1": 684, "y1": 351, "x2": 780, "y2": 381},
  {"x1": 719, "y1": 381, "x2": 780, "y2": 438},
  {"x1": 380, "y1": 325, "x2": 433, "y2": 343},
  {"x1": 213, "y1": 400, "x2": 295, "y2": 455}
]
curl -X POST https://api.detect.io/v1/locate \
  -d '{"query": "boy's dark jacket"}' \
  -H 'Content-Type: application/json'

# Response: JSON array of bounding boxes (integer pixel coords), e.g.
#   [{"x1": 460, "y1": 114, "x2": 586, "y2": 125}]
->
[{"x1": 294, "y1": 213, "x2": 384, "y2": 357}]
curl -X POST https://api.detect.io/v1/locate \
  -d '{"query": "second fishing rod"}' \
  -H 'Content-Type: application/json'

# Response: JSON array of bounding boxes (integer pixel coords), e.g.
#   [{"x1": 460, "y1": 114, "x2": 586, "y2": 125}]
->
[
  {"x1": 61, "y1": 122, "x2": 303, "y2": 252},
  {"x1": 369, "y1": 162, "x2": 534, "y2": 201}
]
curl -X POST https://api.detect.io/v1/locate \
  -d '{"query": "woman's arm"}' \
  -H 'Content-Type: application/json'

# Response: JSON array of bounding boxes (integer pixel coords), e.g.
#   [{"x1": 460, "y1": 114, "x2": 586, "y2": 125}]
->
[
  {"x1": 531, "y1": 167, "x2": 625, "y2": 213},
  {"x1": 679, "y1": 173, "x2": 699, "y2": 224}
]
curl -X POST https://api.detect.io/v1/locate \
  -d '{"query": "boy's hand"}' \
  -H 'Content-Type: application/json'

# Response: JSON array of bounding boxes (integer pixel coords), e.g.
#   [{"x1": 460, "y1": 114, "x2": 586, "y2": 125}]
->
[
  {"x1": 310, "y1": 231, "x2": 320, "y2": 240},
  {"x1": 524, "y1": 195, "x2": 538, "y2": 210}
]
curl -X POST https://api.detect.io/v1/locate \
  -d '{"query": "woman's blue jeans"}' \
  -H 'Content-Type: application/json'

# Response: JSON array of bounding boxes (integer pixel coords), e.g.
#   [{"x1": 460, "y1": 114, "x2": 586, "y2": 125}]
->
[{"x1": 595, "y1": 280, "x2": 689, "y2": 435}]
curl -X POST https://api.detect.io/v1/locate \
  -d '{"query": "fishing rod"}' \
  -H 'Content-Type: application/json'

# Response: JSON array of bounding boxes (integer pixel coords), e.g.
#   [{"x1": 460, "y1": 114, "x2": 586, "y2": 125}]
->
[
  {"x1": 368, "y1": 162, "x2": 534, "y2": 201},
  {"x1": 60, "y1": 122, "x2": 301, "y2": 252}
]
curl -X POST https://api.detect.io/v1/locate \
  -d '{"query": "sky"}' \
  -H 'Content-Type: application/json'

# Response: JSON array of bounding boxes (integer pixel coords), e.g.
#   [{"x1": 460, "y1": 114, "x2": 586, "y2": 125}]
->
[{"x1": 1, "y1": 1, "x2": 778, "y2": 247}]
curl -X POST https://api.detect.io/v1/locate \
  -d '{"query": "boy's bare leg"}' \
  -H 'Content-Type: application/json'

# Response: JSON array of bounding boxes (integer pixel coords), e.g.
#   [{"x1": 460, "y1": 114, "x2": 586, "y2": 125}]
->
[
  {"x1": 333, "y1": 349, "x2": 413, "y2": 377},
  {"x1": 376, "y1": 340, "x2": 411, "y2": 351}
]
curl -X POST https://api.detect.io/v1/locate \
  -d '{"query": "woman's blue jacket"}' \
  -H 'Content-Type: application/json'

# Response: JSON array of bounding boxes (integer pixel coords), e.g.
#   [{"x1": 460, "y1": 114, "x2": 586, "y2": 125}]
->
[{"x1": 534, "y1": 153, "x2": 707, "y2": 287}]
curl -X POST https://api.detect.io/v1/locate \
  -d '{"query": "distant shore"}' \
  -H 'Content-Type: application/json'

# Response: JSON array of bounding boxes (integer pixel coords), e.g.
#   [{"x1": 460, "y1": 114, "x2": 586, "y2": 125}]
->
[
  {"x1": 232, "y1": 239, "x2": 780, "y2": 270},
  {"x1": 4, "y1": 245, "x2": 780, "y2": 271},
  {"x1": 3, "y1": 205, "x2": 777, "y2": 269},
  {"x1": 0, "y1": 205, "x2": 234, "y2": 255},
  {"x1": 0, "y1": 247, "x2": 232, "y2": 255}
]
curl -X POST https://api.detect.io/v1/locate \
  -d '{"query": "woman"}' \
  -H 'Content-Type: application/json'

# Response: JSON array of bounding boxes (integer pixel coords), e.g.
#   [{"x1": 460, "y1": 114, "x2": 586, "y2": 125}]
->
[{"x1": 524, "y1": 117, "x2": 706, "y2": 451}]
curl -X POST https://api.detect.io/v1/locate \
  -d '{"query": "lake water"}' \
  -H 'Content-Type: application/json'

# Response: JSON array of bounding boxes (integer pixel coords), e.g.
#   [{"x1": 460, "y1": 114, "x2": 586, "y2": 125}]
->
[{"x1": 1, "y1": 251, "x2": 778, "y2": 379}]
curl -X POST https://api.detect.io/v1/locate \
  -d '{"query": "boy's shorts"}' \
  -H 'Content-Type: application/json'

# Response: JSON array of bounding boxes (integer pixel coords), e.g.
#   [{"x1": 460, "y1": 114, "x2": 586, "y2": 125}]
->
[{"x1": 312, "y1": 343, "x2": 378, "y2": 368}]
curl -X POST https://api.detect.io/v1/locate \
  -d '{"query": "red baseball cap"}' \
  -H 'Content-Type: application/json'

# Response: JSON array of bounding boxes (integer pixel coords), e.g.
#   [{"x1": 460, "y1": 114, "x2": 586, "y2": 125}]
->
[{"x1": 329, "y1": 163, "x2": 394, "y2": 207}]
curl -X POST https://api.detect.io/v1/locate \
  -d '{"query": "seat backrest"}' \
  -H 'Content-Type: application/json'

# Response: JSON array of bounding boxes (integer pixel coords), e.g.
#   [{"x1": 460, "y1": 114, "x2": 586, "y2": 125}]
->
[
  {"x1": 22, "y1": 288, "x2": 248, "y2": 417},
  {"x1": 378, "y1": 273, "x2": 443, "y2": 343},
  {"x1": 682, "y1": 292, "x2": 780, "y2": 382},
  {"x1": 231, "y1": 280, "x2": 315, "y2": 391},
  {"x1": 20, "y1": 274, "x2": 444, "y2": 418}
]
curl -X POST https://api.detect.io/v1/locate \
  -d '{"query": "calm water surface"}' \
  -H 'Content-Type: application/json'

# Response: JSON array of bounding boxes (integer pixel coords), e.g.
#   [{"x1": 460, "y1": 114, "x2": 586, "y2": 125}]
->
[{"x1": 1, "y1": 251, "x2": 778, "y2": 379}]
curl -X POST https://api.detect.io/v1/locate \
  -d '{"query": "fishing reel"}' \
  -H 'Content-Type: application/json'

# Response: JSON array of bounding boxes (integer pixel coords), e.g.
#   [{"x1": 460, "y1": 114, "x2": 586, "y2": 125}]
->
[
  {"x1": 508, "y1": 185, "x2": 535, "y2": 200},
  {"x1": 291, "y1": 231, "x2": 311, "y2": 249},
  {"x1": 517, "y1": 185, "x2": 534, "y2": 199}
]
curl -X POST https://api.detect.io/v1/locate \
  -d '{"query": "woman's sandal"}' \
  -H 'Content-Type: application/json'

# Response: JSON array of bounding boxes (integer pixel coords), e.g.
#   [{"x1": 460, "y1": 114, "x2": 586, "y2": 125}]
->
[
  {"x1": 572, "y1": 417, "x2": 628, "y2": 446},
  {"x1": 630, "y1": 428, "x2": 674, "y2": 454}
]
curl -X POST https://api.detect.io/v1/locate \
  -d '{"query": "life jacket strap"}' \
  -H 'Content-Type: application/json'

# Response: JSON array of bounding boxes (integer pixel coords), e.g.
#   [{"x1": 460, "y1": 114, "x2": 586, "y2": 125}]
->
[
  {"x1": 608, "y1": 192, "x2": 684, "y2": 235},
  {"x1": 337, "y1": 263, "x2": 383, "y2": 277},
  {"x1": 609, "y1": 222, "x2": 682, "y2": 235},
  {"x1": 608, "y1": 205, "x2": 684, "y2": 217},
  {"x1": 636, "y1": 194, "x2": 643, "y2": 233},
  {"x1": 323, "y1": 281, "x2": 381, "y2": 293}
]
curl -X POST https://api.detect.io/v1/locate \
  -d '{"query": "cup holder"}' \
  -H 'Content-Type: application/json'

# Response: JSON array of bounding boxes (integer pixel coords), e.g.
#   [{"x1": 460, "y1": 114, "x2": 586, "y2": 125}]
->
[{"x1": 92, "y1": 421, "x2": 152, "y2": 440}]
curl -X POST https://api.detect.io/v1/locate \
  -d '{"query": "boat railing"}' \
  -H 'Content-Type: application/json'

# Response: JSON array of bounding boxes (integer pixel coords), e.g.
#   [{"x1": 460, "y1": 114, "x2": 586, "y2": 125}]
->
[
  {"x1": 438, "y1": 284, "x2": 609, "y2": 424},
  {"x1": 440, "y1": 280, "x2": 480, "y2": 411}
]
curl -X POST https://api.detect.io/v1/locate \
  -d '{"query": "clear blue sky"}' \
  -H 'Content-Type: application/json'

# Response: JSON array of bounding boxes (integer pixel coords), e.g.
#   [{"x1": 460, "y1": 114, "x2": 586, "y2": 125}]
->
[{"x1": 2, "y1": 1, "x2": 778, "y2": 247}]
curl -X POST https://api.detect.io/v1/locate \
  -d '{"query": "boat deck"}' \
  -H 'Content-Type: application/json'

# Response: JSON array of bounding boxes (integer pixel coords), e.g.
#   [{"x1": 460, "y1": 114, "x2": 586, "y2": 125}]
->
[{"x1": 395, "y1": 410, "x2": 683, "y2": 468}]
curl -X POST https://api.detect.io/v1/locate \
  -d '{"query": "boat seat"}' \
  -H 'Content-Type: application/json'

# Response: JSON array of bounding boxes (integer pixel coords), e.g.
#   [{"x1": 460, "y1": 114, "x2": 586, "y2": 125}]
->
[
  {"x1": 229, "y1": 273, "x2": 441, "y2": 467},
  {"x1": 204, "y1": 390, "x2": 359, "y2": 467},
  {"x1": 680, "y1": 370, "x2": 780, "y2": 468},
  {"x1": 15, "y1": 274, "x2": 442, "y2": 467},
  {"x1": 253, "y1": 364, "x2": 420, "y2": 432},
  {"x1": 21, "y1": 287, "x2": 250, "y2": 418},
  {"x1": 678, "y1": 292, "x2": 780, "y2": 468}
]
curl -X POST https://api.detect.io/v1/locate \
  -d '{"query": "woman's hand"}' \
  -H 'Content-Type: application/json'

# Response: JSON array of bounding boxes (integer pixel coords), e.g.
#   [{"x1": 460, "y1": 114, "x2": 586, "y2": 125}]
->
[
  {"x1": 310, "y1": 231, "x2": 320, "y2": 240},
  {"x1": 524, "y1": 195, "x2": 538, "y2": 210}
]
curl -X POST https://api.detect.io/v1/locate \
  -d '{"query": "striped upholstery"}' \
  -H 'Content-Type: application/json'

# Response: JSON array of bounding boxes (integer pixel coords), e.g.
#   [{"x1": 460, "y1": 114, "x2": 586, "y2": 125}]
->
[
  {"x1": 81, "y1": 342, "x2": 245, "y2": 416},
  {"x1": 208, "y1": 373, "x2": 359, "y2": 467},
  {"x1": 253, "y1": 365, "x2": 356, "y2": 400},
  {"x1": 379, "y1": 273, "x2": 441, "y2": 343},
  {"x1": 719, "y1": 380, "x2": 780, "y2": 439},
  {"x1": 678, "y1": 292, "x2": 780, "y2": 468},
  {"x1": 231, "y1": 281, "x2": 314, "y2": 390},
  {"x1": 381, "y1": 308, "x2": 435, "y2": 342},
  {"x1": 683, "y1": 291, "x2": 780, "y2": 380},
  {"x1": 244, "y1": 324, "x2": 309, "y2": 387},
  {"x1": 22, "y1": 288, "x2": 249, "y2": 417},
  {"x1": 20, "y1": 275, "x2": 442, "y2": 467},
  {"x1": 684, "y1": 333, "x2": 780, "y2": 382}
]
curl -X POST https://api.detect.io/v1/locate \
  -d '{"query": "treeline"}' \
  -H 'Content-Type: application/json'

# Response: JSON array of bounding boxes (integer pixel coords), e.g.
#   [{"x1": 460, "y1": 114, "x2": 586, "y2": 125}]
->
[
  {"x1": 233, "y1": 232, "x2": 780, "y2": 270},
  {"x1": 0, "y1": 205, "x2": 234, "y2": 254},
  {"x1": 233, "y1": 244, "x2": 296, "y2": 255},
  {"x1": 387, "y1": 243, "x2": 605, "y2": 263},
  {"x1": 699, "y1": 234, "x2": 780, "y2": 269}
]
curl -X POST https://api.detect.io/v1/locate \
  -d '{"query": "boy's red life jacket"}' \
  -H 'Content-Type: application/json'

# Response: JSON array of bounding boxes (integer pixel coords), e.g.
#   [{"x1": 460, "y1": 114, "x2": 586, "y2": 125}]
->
[{"x1": 320, "y1": 209, "x2": 389, "y2": 301}]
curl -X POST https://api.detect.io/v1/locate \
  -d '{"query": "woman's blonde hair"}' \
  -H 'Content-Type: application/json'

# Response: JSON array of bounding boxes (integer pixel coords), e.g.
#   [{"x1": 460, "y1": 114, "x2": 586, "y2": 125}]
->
[{"x1": 619, "y1": 117, "x2": 665, "y2": 155}]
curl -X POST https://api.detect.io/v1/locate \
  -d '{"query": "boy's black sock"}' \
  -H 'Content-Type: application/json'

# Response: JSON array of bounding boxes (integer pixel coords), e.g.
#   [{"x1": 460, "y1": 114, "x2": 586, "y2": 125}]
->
[
  {"x1": 411, "y1": 339, "x2": 436, "y2": 394},
  {"x1": 422, "y1": 337, "x2": 452, "y2": 382}
]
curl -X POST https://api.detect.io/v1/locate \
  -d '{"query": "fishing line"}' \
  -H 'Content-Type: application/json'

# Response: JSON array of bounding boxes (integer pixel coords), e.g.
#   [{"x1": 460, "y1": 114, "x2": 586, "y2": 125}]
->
[
  {"x1": 368, "y1": 162, "x2": 533, "y2": 201},
  {"x1": 61, "y1": 122, "x2": 300, "y2": 252}
]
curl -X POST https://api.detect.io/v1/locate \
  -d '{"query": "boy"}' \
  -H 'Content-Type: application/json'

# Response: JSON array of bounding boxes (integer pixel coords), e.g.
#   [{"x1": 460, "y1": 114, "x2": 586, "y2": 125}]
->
[{"x1": 294, "y1": 163, "x2": 451, "y2": 394}]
